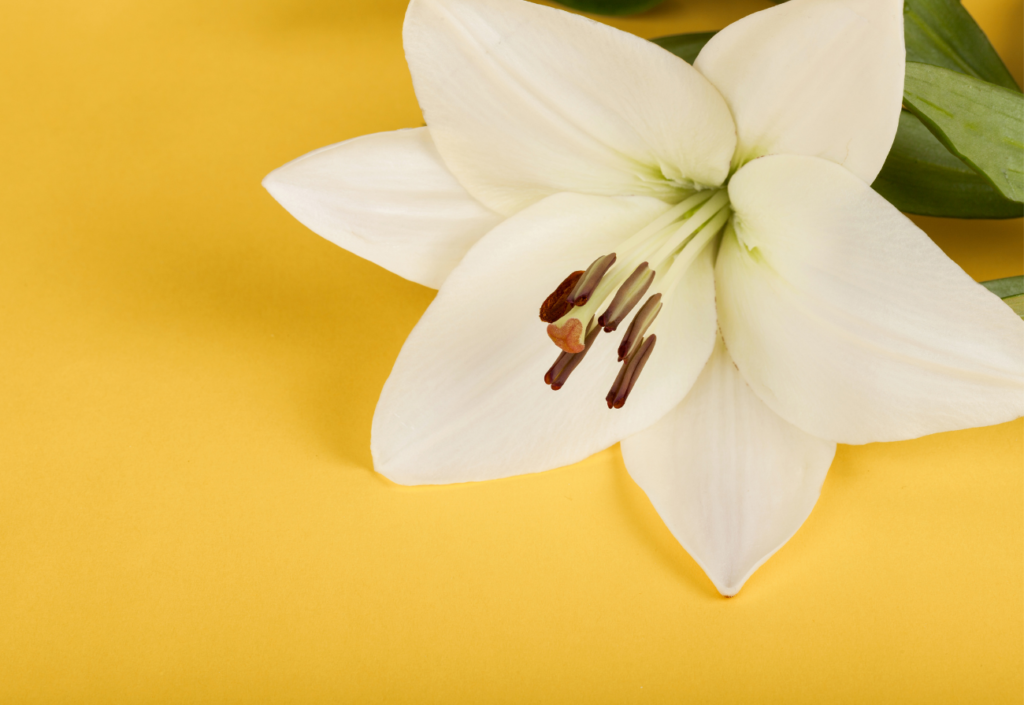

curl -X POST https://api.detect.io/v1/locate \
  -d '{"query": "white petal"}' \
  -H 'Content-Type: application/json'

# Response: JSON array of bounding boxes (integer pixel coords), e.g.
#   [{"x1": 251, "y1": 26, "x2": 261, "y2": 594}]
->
[
  {"x1": 403, "y1": 0, "x2": 736, "y2": 215},
  {"x1": 263, "y1": 128, "x2": 501, "y2": 289},
  {"x1": 621, "y1": 336, "x2": 836, "y2": 597},
  {"x1": 372, "y1": 193, "x2": 717, "y2": 484},
  {"x1": 718, "y1": 154, "x2": 1024, "y2": 445},
  {"x1": 694, "y1": 0, "x2": 904, "y2": 184}
]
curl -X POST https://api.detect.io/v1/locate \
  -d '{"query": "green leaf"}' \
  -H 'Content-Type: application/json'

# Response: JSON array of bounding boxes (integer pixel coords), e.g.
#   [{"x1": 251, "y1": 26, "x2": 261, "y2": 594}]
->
[
  {"x1": 650, "y1": 32, "x2": 717, "y2": 65},
  {"x1": 904, "y1": 0, "x2": 1020, "y2": 91},
  {"x1": 1004, "y1": 295, "x2": 1024, "y2": 317},
  {"x1": 555, "y1": 0, "x2": 665, "y2": 16},
  {"x1": 981, "y1": 275, "x2": 1024, "y2": 299},
  {"x1": 981, "y1": 276, "x2": 1024, "y2": 318},
  {"x1": 903, "y1": 62, "x2": 1024, "y2": 204},
  {"x1": 872, "y1": 110, "x2": 1023, "y2": 218}
]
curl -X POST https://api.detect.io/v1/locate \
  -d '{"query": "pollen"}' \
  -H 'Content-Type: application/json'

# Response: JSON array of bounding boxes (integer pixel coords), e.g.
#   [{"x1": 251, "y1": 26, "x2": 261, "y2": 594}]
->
[{"x1": 539, "y1": 270, "x2": 583, "y2": 323}]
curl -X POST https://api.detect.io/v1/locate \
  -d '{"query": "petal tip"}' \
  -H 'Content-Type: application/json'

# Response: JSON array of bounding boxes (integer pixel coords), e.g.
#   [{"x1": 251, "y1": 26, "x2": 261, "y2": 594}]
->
[
  {"x1": 705, "y1": 564, "x2": 751, "y2": 597},
  {"x1": 261, "y1": 170, "x2": 282, "y2": 196},
  {"x1": 374, "y1": 469, "x2": 419, "y2": 487},
  {"x1": 370, "y1": 452, "x2": 421, "y2": 487},
  {"x1": 712, "y1": 579, "x2": 745, "y2": 598},
  {"x1": 261, "y1": 163, "x2": 295, "y2": 205}
]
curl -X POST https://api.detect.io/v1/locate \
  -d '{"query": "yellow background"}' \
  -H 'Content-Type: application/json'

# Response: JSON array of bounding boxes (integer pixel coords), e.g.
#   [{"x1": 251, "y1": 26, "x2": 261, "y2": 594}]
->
[{"x1": 0, "y1": 0, "x2": 1021, "y2": 701}]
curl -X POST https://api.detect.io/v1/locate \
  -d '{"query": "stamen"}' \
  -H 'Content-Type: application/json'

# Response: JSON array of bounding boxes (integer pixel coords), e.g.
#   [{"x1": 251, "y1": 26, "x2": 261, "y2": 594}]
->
[
  {"x1": 657, "y1": 207, "x2": 733, "y2": 296},
  {"x1": 539, "y1": 270, "x2": 584, "y2": 323},
  {"x1": 605, "y1": 335, "x2": 657, "y2": 409},
  {"x1": 545, "y1": 321, "x2": 601, "y2": 390},
  {"x1": 612, "y1": 191, "x2": 714, "y2": 257},
  {"x1": 568, "y1": 253, "x2": 616, "y2": 306},
  {"x1": 536, "y1": 187, "x2": 732, "y2": 410},
  {"x1": 598, "y1": 262, "x2": 654, "y2": 332},
  {"x1": 648, "y1": 189, "x2": 731, "y2": 266},
  {"x1": 617, "y1": 294, "x2": 662, "y2": 361}
]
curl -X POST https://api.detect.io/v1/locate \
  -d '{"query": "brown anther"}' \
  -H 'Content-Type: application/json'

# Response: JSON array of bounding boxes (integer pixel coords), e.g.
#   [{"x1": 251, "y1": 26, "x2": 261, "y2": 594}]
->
[
  {"x1": 539, "y1": 270, "x2": 584, "y2": 323},
  {"x1": 547, "y1": 318, "x2": 586, "y2": 353},
  {"x1": 545, "y1": 322, "x2": 601, "y2": 390},
  {"x1": 617, "y1": 294, "x2": 662, "y2": 361},
  {"x1": 606, "y1": 335, "x2": 657, "y2": 409},
  {"x1": 568, "y1": 253, "x2": 616, "y2": 306},
  {"x1": 598, "y1": 262, "x2": 654, "y2": 332}
]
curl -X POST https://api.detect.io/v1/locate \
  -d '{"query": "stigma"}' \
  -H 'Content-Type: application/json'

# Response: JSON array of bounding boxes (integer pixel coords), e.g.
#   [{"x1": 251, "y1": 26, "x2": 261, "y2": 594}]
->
[{"x1": 537, "y1": 189, "x2": 732, "y2": 408}]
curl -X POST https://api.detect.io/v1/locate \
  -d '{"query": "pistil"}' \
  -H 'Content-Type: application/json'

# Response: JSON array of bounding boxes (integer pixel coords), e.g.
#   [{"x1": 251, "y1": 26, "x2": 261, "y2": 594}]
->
[
  {"x1": 547, "y1": 315, "x2": 588, "y2": 353},
  {"x1": 544, "y1": 319, "x2": 601, "y2": 390}
]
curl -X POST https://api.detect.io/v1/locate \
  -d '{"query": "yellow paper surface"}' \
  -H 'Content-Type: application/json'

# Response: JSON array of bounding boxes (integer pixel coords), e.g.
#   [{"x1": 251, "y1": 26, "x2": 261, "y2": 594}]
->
[{"x1": 0, "y1": 0, "x2": 1021, "y2": 701}]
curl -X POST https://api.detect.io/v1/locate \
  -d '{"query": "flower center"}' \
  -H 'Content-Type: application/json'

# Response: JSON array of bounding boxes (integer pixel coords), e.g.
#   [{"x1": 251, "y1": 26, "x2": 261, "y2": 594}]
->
[{"x1": 538, "y1": 189, "x2": 732, "y2": 408}]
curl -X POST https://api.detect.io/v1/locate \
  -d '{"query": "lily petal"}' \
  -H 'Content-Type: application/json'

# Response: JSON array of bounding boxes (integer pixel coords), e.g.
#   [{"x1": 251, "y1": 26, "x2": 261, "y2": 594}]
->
[
  {"x1": 694, "y1": 0, "x2": 904, "y2": 184},
  {"x1": 372, "y1": 193, "x2": 717, "y2": 484},
  {"x1": 621, "y1": 336, "x2": 836, "y2": 597},
  {"x1": 718, "y1": 154, "x2": 1024, "y2": 445},
  {"x1": 403, "y1": 0, "x2": 737, "y2": 215},
  {"x1": 263, "y1": 128, "x2": 501, "y2": 289}
]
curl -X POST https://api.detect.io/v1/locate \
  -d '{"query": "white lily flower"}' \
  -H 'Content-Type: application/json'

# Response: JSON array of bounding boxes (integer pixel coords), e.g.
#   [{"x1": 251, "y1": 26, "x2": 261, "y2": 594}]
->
[{"x1": 263, "y1": 0, "x2": 1024, "y2": 595}]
